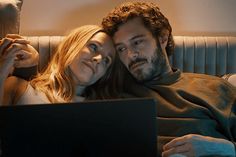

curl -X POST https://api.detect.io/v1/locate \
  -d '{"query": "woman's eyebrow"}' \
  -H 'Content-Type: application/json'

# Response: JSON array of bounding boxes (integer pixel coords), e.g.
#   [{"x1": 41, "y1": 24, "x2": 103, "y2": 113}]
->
[{"x1": 89, "y1": 40, "x2": 103, "y2": 47}]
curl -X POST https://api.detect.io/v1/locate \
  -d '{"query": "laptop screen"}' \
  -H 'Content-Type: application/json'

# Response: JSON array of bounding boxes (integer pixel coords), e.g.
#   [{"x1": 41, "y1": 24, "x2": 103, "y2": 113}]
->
[{"x1": 0, "y1": 98, "x2": 157, "y2": 157}]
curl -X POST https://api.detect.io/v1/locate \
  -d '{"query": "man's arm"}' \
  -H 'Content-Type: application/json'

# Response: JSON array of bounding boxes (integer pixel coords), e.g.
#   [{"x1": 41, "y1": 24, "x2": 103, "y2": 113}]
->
[{"x1": 162, "y1": 134, "x2": 235, "y2": 157}]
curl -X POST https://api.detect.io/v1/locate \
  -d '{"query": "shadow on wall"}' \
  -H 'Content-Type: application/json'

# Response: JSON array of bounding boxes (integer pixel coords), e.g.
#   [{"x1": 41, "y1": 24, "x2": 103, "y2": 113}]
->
[
  {"x1": 20, "y1": 0, "x2": 236, "y2": 36},
  {"x1": 57, "y1": 0, "x2": 121, "y2": 35},
  {"x1": 20, "y1": 0, "x2": 157, "y2": 36},
  {"x1": 160, "y1": 0, "x2": 236, "y2": 36},
  {"x1": 57, "y1": 0, "x2": 171, "y2": 35}
]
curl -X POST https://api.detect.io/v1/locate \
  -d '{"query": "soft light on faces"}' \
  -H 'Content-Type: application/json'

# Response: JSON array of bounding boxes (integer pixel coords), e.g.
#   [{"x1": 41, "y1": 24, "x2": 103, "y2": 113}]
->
[
  {"x1": 113, "y1": 18, "x2": 167, "y2": 82},
  {"x1": 69, "y1": 32, "x2": 115, "y2": 86}
]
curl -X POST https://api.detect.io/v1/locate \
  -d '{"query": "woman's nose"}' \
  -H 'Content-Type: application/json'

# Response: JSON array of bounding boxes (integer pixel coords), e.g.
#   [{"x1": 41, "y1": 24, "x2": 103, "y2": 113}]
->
[{"x1": 92, "y1": 54, "x2": 102, "y2": 63}]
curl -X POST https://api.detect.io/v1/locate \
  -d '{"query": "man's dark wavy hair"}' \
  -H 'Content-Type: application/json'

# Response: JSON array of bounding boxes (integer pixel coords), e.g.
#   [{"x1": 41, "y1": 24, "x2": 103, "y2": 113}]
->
[{"x1": 102, "y1": 1, "x2": 175, "y2": 56}]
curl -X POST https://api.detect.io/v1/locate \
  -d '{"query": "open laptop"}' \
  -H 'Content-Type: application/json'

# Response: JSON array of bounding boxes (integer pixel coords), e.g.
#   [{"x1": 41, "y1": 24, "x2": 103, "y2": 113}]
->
[{"x1": 0, "y1": 98, "x2": 157, "y2": 157}]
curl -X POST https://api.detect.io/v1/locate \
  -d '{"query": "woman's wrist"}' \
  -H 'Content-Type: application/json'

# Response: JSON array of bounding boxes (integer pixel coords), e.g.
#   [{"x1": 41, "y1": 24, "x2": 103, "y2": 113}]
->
[{"x1": 12, "y1": 65, "x2": 38, "y2": 80}]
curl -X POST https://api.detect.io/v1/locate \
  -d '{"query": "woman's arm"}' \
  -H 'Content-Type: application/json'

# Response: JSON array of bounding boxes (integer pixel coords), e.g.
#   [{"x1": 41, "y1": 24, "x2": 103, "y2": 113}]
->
[
  {"x1": 1, "y1": 76, "x2": 28, "y2": 106},
  {"x1": 0, "y1": 35, "x2": 37, "y2": 105},
  {"x1": 0, "y1": 37, "x2": 18, "y2": 106},
  {"x1": 8, "y1": 34, "x2": 39, "y2": 80}
]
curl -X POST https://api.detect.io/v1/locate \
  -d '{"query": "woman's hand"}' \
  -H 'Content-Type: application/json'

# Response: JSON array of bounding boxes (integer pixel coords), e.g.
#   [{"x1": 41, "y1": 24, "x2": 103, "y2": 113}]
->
[
  {"x1": 162, "y1": 134, "x2": 235, "y2": 157},
  {"x1": 0, "y1": 34, "x2": 39, "y2": 80},
  {"x1": 0, "y1": 37, "x2": 17, "y2": 80},
  {"x1": 5, "y1": 34, "x2": 39, "y2": 68}
]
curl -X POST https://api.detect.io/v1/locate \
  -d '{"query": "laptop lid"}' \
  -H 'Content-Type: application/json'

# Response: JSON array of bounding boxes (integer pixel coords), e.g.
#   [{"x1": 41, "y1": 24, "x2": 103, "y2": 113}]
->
[{"x1": 0, "y1": 98, "x2": 157, "y2": 157}]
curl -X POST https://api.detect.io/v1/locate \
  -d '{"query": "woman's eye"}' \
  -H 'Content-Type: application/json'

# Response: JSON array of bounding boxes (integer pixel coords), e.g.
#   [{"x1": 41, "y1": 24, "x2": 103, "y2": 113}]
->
[{"x1": 89, "y1": 43, "x2": 98, "y2": 52}]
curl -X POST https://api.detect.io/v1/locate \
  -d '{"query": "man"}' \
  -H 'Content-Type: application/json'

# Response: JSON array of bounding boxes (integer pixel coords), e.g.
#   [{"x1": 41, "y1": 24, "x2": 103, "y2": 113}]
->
[{"x1": 102, "y1": 2, "x2": 236, "y2": 157}]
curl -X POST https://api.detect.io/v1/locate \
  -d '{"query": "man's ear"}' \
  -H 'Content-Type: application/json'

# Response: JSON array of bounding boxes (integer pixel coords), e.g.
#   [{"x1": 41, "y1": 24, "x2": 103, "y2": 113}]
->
[{"x1": 158, "y1": 29, "x2": 169, "y2": 50}]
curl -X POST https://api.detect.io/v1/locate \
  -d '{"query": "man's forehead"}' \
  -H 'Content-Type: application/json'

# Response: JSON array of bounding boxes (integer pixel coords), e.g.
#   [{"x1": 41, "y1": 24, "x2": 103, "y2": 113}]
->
[{"x1": 113, "y1": 18, "x2": 147, "y2": 43}]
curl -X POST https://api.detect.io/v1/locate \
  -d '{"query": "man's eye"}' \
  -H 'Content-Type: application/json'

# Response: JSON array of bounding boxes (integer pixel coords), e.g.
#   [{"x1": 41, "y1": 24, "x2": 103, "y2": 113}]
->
[
  {"x1": 89, "y1": 43, "x2": 98, "y2": 52},
  {"x1": 134, "y1": 39, "x2": 143, "y2": 45},
  {"x1": 116, "y1": 47, "x2": 126, "y2": 54}
]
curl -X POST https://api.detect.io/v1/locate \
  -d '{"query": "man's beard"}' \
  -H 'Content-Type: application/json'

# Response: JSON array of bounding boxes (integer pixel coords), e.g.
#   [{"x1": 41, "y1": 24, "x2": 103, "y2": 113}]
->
[{"x1": 130, "y1": 48, "x2": 165, "y2": 82}]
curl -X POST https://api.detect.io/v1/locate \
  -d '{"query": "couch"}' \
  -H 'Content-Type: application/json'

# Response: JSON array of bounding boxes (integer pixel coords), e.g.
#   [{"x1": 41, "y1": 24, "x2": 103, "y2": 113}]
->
[{"x1": 24, "y1": 36, "x2": 236, "y2": 77}]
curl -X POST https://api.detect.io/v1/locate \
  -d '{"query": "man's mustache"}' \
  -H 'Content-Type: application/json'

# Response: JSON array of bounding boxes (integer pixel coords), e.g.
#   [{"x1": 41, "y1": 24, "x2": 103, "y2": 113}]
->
[{"x1": 128, "y1": 58, "x2": 147, "y2": 69}]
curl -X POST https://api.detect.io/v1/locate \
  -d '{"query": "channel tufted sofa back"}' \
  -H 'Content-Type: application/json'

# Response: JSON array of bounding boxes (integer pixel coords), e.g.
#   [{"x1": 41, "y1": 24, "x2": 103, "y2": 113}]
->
[{"x1": 25, "y1": 36, "x2": 236, "y2": 76}]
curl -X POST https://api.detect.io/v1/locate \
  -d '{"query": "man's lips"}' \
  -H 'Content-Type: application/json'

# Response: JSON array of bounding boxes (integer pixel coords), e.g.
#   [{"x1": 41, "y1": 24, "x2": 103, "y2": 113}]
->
[
  {"x1": 129, "y1": 59, "x2": 147, "y2": 70},
  {"x1": 82, "y1": 61, "x2": 95, "y2": 73}
]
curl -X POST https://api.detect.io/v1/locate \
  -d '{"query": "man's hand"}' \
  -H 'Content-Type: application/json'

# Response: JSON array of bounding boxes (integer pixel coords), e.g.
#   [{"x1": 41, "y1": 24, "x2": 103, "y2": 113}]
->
[{"x1": 162, "y1": 134, "x2": 235, "y2": 157}]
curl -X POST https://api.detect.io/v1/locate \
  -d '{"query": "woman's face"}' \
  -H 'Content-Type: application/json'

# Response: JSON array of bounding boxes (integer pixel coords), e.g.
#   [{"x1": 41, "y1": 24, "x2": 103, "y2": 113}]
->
[{"x1": 69, "y1": 32, "x2": 115, "y2": 86}]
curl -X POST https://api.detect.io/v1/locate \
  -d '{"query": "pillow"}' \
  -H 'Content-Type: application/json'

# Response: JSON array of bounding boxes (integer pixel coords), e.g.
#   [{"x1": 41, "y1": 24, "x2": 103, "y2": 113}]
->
[
  {"x1": 0, "y1": 0, "x2": 23, "y2": 39},
  {"x1": 222, "y1": 74, "x2": 236, "y2": 87}
]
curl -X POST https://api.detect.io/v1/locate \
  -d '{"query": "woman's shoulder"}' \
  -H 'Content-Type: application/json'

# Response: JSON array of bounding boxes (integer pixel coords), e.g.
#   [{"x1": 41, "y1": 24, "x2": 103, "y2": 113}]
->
[
  {"x1": 3, "y1": 76, "x2": 29, "y2": 105},
  {"x1": 4, "y1": 76, "x2": 28, "y2": 88}
]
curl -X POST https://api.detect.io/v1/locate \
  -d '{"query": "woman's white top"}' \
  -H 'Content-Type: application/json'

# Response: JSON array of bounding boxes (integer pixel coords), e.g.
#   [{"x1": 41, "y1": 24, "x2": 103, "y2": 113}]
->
[
  {"x1": 16, "y1": 83, "x2": 51, "y2": 105},
  {"x1": 16, "y1": 83, "x2": 85, "y2": 105}
]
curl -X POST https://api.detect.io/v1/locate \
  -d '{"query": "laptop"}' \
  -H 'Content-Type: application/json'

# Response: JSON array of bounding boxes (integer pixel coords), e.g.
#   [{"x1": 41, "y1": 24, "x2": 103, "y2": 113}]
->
[{"x1": 0, "y1": 98, "x2": 157, "y2": 157}]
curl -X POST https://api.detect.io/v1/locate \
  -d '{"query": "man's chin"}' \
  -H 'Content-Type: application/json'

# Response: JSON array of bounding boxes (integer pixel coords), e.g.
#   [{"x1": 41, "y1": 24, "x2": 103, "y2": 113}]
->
[
  {"x1": 131, "y1": 71, "x2": 147, "y2": 82},
  {"x1": 131, "y1": 68, "x2": 154, "y2": 82}
]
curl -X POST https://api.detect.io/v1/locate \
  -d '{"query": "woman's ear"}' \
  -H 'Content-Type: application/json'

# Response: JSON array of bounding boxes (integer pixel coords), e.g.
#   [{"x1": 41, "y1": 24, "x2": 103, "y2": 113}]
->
[{"x1": 158, "y1": 29, "x2": 169, "y2": 51}]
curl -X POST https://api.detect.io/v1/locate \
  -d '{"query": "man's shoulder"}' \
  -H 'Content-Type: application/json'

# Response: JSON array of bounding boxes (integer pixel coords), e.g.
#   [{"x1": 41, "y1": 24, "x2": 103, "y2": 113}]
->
[
  {"x1": 182, "y1": 72, "x2": 220, "y2": 80},
  {"x1": 181, "y1": 72, "x2": 236, "y2": 91},
  {"x1": 181, "y1": 72, "x2": 228, "y2": 84}
]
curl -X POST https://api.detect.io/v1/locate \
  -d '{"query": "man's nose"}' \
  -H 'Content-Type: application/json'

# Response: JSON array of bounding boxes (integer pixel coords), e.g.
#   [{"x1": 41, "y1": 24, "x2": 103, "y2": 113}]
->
[
  {"x1": 127, "y1": 48, "x2": 138, "y2": 60},
  {"x1": 92, "y1": 54, "x2": 102, "y2": 63}
]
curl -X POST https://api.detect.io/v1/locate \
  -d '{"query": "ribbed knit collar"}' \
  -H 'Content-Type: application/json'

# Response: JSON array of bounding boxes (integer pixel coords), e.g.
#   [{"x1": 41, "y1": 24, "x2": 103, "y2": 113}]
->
[{"x1": 144, "y1": 68, "x2": 182, "y2": 86}]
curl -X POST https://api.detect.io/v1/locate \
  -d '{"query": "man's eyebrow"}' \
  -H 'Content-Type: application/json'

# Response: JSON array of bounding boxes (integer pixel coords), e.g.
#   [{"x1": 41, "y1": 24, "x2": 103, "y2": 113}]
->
[
  {"x1": 130, "y1": 34, "x2": 145, "y2": 41},
  {"x1": 115, "y1": 43, "x2": 123, "y2": 47},
  {"x1": 115, "y1": 34, "x2": 145, "y2": 47}
]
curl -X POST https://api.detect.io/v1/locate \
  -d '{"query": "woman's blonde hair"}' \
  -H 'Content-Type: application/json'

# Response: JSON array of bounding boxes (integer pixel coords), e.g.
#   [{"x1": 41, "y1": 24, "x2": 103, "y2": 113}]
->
[{"x1": 31, "y1": 25, "x2": 104, "y2": 103}]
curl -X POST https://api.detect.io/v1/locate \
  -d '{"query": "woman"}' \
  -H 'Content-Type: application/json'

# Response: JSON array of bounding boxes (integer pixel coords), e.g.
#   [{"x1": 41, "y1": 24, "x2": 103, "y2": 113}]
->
[{"x1": 0, "y1": 25, "x2": 115, "y2": 105}]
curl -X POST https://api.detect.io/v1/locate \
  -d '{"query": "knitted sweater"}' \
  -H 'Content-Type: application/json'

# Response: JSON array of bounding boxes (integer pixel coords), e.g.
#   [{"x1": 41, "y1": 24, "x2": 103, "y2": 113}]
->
[{"x1": 125, "y1": 69, "x2": 236, "y2": 155}]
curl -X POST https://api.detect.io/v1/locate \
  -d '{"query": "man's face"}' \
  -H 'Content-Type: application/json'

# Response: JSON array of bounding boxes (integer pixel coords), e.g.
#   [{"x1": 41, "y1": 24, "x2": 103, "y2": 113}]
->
[{"x1": 113, "y1": 18, "x2": 165, "y2": 82}]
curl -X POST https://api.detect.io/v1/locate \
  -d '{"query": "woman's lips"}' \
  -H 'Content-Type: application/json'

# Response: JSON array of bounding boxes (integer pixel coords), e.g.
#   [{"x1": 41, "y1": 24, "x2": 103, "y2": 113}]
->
[{"x1": 82, "y1": 61, "x2": 95, "y2": 73}]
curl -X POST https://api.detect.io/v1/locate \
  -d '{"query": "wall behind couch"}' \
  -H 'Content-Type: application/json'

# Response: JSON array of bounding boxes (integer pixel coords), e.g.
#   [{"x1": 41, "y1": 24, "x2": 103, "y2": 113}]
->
[{"x1": 20, "y1": 0, "x2": 236, "y2": 36}]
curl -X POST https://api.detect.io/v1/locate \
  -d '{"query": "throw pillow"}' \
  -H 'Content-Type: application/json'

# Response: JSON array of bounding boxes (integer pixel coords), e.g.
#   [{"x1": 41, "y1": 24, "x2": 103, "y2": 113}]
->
[{"x1": 0, "y1": 0, "x2": 23, "y2": 39}]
